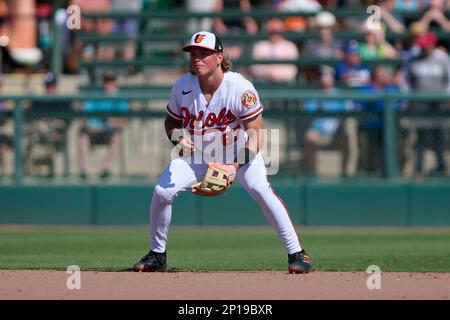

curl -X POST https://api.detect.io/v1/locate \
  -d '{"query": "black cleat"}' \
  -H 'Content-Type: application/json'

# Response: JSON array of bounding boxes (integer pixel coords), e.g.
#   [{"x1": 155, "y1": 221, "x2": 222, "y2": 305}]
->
[
  {"x1": 133, "y1": 251, "x2": 167, "y2": 272},
  {"x1": 288, "y1": 249, "x2": 312, "y2": 274}
]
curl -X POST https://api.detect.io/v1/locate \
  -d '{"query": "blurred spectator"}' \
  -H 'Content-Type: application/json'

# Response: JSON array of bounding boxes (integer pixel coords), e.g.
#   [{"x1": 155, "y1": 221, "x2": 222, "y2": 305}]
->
[
  {"x1": 335, "y1": 40, "x2": 371, "y2": 88},
  {"x1": 356, "y1": 65, "x2": 401, "y2": 176},
  {"x1": 402, "y1": 32, "x2": 450, "y2": 178},
  {"x1": 79, "y1": 72, "x2": 129, "y2": 179},
  {"x1": 281, "y1": 15, "x2": 308, "y2": 32},
  {"x1": 416, "y1": 0, "x2": 450, "y2": 31},
  {"x1": 213, "y1": 0, "x2": 258, "y2": 34},
  {"x1": 358, "y1": 25, "x2": 397, "y2": 60},
  {"x1": 304, "y1": 11, "x2": 343, "y2": 59},
  {"x1": 111, "y1": 0, "x2": 142, "y2": 61},
  {"x1": 0, "y1": 0, "x2": 7, "y2": 38},
  {"x1": 31, "y1": 73, "x2": 72, "y2": 113},
  {"x1": 358, "y1": 24, "x2": 400, "y2": 83},
  {"x1": 213, "y1": 0, "x2": 258, "y2": 59},
  {"x1": 303, "y1": 66, "x2": 351, "y2": 178},
  {"x1": 400, "y1": 21, "x2": 429, "y2": 61},
  {"x1": 272, "y1": 0, "x2": 310, "y2": 32},
  {"x1": 275, "y1": 0, "x2": 322, "y2": 12},
  {"x1": 26, "y1": 73, "x2": 72, "y2": 177},
  {"x1": 249, "y1": 18, "x2": 299, "y2": 84},
  {"x1": 316, "y1": 0, "x2": 338, "y2": 9},
  {"x1": 398, "y1": 20, "x2": 449, "y2": 67},
  {"x1": 378, "y1": 0, "x2": 406, "y2": 33},
  {"x1": 395, "y1": 0, "x2": 430, "y2": 11},
  {"x1": 0, "y1": 0, "x2": 42, "y2": 71},
  {"x1": 36, "y1": 0, "x2": 54, "y2": 69},
  {"x1": 0, "y1": 0, "x2": 7, "y2": 72},
  {"x1": 185, "y1": 0, "x2": 216, "y2": 33},
  {"x1": 68, "y1": 0, "x2": 114, "y2": 73}
]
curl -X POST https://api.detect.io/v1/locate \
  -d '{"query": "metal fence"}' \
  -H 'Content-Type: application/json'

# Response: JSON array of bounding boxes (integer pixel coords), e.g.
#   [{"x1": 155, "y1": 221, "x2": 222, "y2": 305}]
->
[{"x1": 1, "y1": 91, "x2": 449, "y2": 183}]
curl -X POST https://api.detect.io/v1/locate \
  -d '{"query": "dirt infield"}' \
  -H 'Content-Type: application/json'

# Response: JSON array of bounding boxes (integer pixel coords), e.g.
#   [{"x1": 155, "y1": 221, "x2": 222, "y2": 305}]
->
[{"x1": 1, "y1": 270, "x2": 449, "y2": 300}]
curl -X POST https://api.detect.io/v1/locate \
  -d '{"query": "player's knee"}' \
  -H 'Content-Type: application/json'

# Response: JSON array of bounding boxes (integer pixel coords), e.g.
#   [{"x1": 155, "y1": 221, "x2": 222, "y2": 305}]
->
[{"x1": 152, "y1": 185, "x2": 174, "y2": 204}]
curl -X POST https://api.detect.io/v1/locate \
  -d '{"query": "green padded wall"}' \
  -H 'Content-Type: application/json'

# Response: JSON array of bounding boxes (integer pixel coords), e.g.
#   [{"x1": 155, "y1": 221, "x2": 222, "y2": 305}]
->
[
  {"x1": 305, "y1": 183, "x2": 407, "y2": 226},
  {"x1": 410, "y1": 184, "x2": 450, "y2": 226},
  {"x1": 0, "y1": 185, "x2": 92, "y2": 225},
  {"x1": 1, "y1": 182, "x2": 449, "y2": 226}
]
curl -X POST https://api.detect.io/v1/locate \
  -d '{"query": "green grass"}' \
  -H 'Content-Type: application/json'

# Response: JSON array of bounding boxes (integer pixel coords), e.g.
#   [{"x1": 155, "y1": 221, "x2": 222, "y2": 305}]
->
[{"x1": 0, "y1": 227, "x2": 449, "y2": 272}]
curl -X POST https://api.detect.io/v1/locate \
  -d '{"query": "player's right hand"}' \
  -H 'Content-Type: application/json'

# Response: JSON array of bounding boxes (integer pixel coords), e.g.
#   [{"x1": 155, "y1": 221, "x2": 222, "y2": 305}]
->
[{"x1": 177, "y1": 137, "x2": 196, "y2": 157}]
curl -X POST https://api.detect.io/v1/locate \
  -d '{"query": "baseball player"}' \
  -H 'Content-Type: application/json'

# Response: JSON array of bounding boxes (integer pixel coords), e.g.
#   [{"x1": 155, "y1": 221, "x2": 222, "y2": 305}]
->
[{"x1": 133, "y1": 31, "x2": 312, "y2": 274}]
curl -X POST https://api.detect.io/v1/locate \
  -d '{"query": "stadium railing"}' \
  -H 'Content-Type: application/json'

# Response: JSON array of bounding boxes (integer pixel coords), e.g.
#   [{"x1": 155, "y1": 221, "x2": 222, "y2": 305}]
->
[
  {"x1": 78, "y1": 57, "x2": 404, "y2": 68},
  {"x1": 49, "y1": 8, "x2": 450, "y2": 78},
  {"x1": 80, "y1": 7, "x2": 447, "y2": 21},
  {"x1": 2, "y1": 91, "x2": 450, "y2": 183}
]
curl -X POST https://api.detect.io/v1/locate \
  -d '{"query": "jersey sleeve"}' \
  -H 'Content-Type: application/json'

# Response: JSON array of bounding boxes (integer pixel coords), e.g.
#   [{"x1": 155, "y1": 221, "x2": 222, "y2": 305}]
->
[
  {"x1": 166, "y1": 81, "x2": 182, "y2": 121},
  {"x1": 236, "y1": 79, "x2": 263, "y2": 122}
]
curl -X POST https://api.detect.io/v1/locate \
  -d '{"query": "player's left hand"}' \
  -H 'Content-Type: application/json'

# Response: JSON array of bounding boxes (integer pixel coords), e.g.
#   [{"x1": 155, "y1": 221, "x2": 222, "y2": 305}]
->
[
  {"x1": 191, "y1": 162, "x2": 237, "y2": 197},
  {"x1": 209, "y1": 162, "x2": 236, "y2": 187}
]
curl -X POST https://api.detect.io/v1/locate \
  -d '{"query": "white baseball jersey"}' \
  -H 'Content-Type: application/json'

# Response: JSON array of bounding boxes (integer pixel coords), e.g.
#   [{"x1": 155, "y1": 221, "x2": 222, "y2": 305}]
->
[
  {"x1": 149, "y1": 71, "x2": 303, "y2": 257},
  {"x1": 166, "y1": 71, "x2": 263, "y2": 163}
]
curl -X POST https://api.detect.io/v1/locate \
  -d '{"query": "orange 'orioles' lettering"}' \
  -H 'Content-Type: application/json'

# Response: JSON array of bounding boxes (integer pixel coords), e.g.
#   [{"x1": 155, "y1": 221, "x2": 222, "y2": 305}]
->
[{"x1": 181, "y1": 107, "x2": 236, "y2": 129}]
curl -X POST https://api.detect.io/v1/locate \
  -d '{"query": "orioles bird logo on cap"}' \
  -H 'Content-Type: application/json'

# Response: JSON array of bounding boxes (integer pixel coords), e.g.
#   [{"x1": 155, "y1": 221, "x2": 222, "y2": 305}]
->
[{"x1": 194, "y1": 34, "x2": 206, "y2": 43}]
